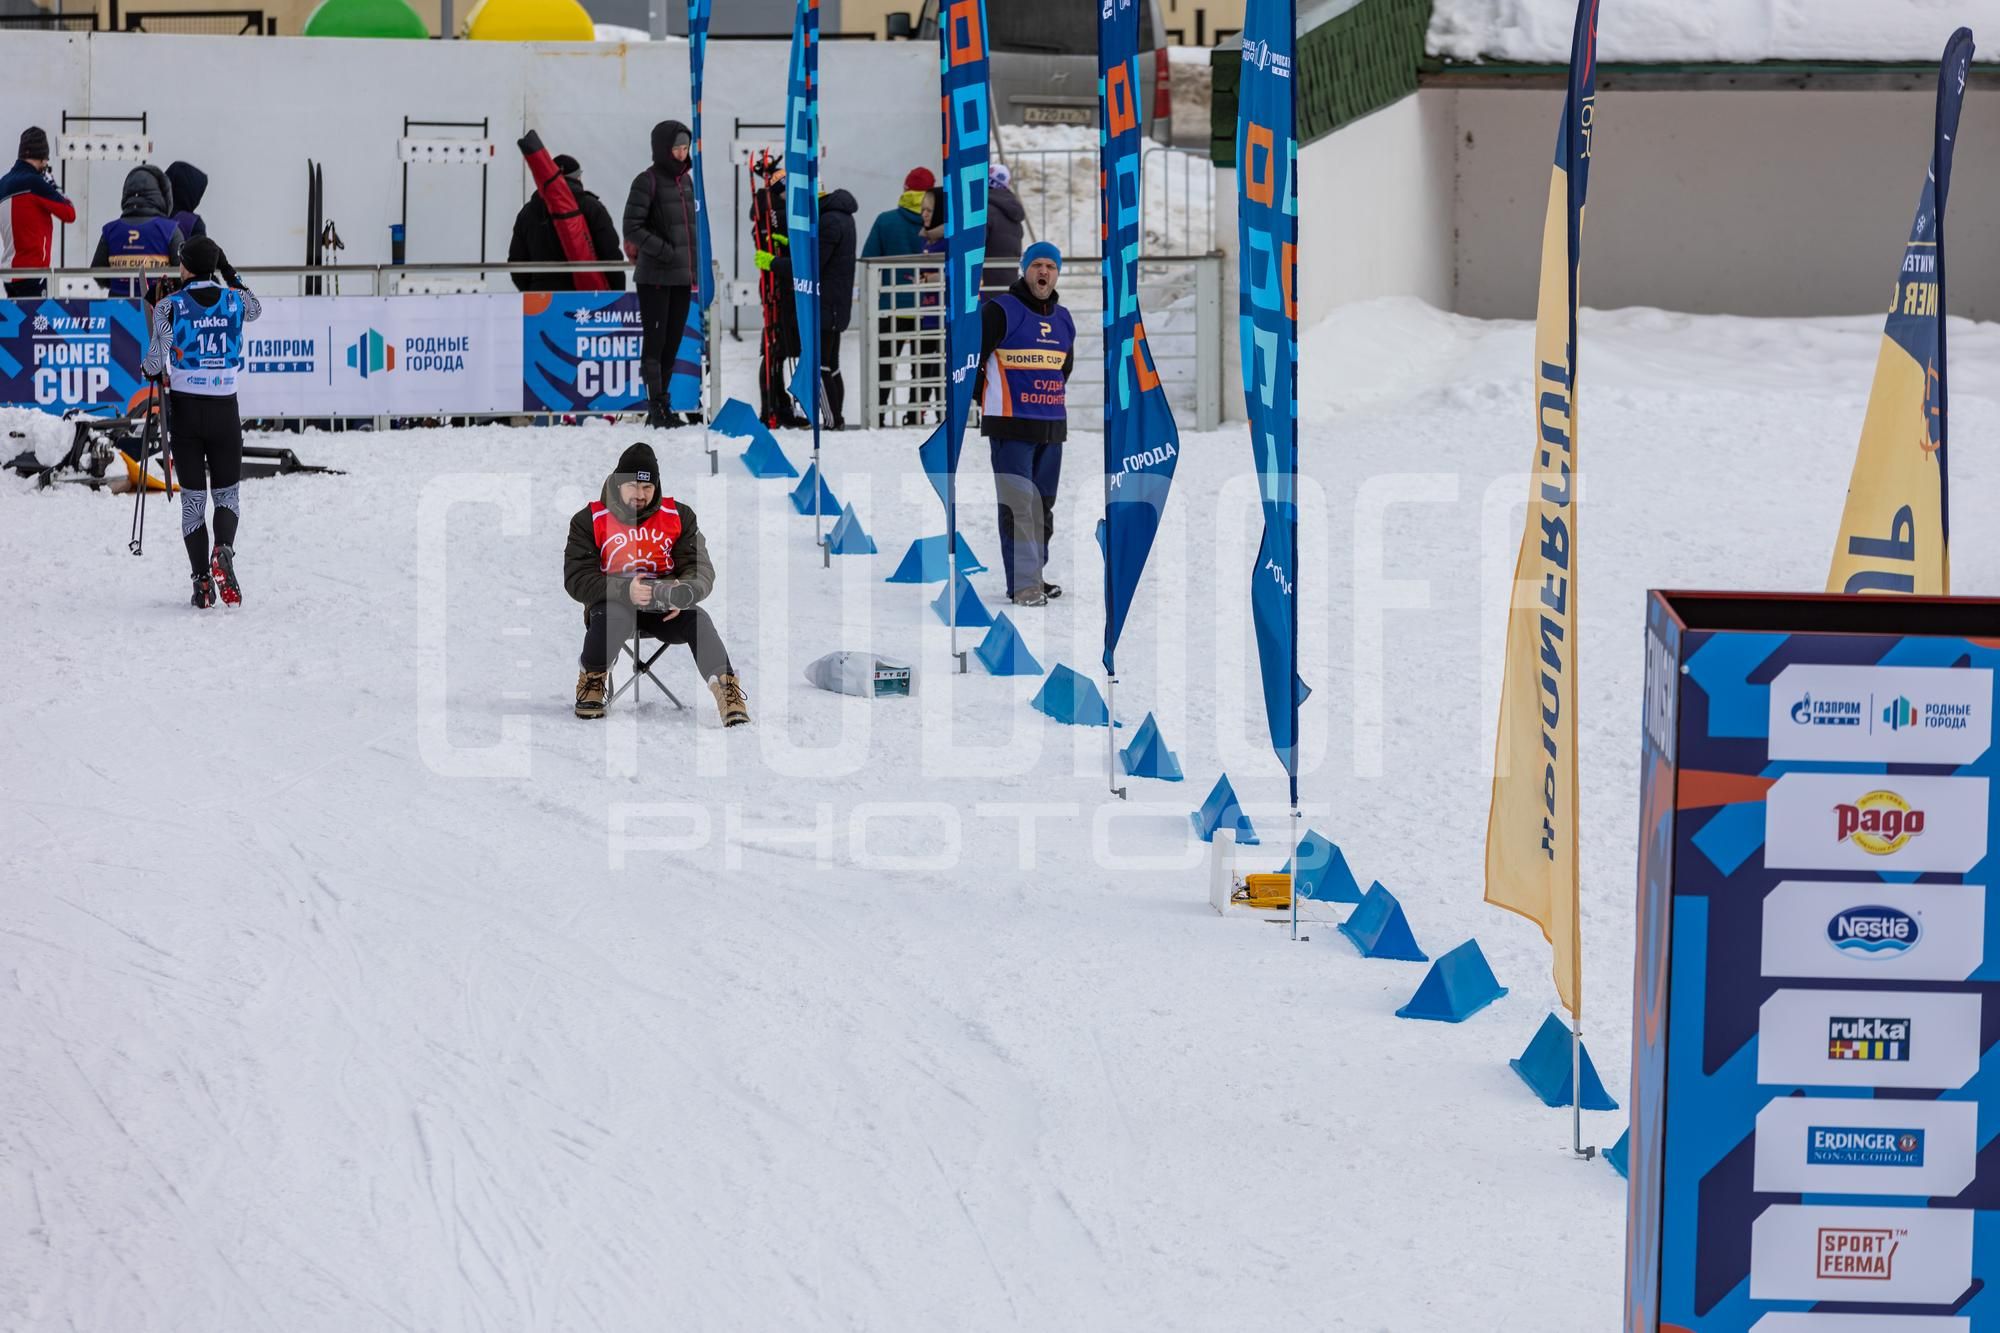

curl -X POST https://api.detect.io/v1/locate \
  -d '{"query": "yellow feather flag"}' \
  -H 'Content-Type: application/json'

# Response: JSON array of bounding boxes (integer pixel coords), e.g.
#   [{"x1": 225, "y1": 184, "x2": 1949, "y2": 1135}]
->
[
  {"x1": 1486, "y1": 0, "x2": 1595, "y2": 1019},
  {"x1": 1826, "y1": 31, "x2": 1972, "y2": 597}
]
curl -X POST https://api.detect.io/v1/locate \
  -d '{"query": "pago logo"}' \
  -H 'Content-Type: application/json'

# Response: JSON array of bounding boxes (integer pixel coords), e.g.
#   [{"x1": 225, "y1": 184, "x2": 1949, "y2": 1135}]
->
[
  {"x1": 1827, "y1": 905, "x2": 1920, "y2": 959},
  {"x1": 1835, "y1": 790, "x2": 1926, "y2": 854}
]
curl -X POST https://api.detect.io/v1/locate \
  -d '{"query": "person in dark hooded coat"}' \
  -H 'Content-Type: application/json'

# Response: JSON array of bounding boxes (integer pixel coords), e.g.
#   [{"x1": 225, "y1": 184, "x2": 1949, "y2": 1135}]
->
[
  {"x1": 817, "y1": 186, "x2": 858, "y2": 429},
  {"x1": 90, "y1": 164, "x2": 182, "y2": 299},
  {"x1": 622, "y1": 119, "x2": 698, "y2": 429},
  {"x1": 164, "y1": 160, "x2": 208, "y2": 241},
  {"x1": 510, "y1": 153, "x2": 624, "y2": 292}
]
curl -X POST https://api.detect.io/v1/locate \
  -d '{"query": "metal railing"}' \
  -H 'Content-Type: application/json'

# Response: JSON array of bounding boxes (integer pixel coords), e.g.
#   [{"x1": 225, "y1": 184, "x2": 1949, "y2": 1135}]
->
[
  {"x1": 2, "y1": 260, "x2": 724, "y2": 425},
  {"x1": 0, "y1": 11, "x2": 99, "y2": 29},
  {"x1": 855, "y1": 255, "x2": 1223, "y2": 434},
  {"x1": 994, "y1": 141, "x2": 1217, "y2": 260},
  {"x1": 120, "y1": 8, "x2": 272, "y2": 33}
]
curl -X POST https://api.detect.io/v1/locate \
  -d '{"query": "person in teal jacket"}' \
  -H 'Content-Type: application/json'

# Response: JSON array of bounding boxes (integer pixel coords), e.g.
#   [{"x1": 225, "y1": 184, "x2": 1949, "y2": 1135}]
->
[{"x1": 860, "y1": 167, "x2": 934, "y2": 425}]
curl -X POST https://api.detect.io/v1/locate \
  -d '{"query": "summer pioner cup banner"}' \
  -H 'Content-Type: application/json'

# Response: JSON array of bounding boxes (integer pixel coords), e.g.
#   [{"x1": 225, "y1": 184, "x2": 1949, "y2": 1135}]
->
[{"x1": 1485, "y1": 0, "x2": 1596, "y2": 1019}]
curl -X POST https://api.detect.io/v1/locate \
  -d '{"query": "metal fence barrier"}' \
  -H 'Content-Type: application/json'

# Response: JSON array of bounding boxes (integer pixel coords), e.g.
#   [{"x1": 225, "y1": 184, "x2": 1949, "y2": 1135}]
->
[
  {"x1": 995, "y1": 141, "x2": 1217, "y2": 260},
  {"x1": 856, "y1": 255, "x2": 1222, "y2": 434}
]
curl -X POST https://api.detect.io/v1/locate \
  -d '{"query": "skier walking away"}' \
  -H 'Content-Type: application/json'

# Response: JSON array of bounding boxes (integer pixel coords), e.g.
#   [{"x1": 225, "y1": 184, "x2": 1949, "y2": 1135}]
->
[
  {"x1": 140, "y1": 235, "x2": 261, "y2": 609},
  {"x1": 564, "y1": 442, "x2": 750, "y2": 726},
  {"x1": 622, "y1": 120, "x2": 698, "y2": 430},
  {"x1": 1, "y1": 127, "x2": 76, "y2": 298},
  {"x1": 977, "y1": 242, "x2": 1074, "y2": 607}
]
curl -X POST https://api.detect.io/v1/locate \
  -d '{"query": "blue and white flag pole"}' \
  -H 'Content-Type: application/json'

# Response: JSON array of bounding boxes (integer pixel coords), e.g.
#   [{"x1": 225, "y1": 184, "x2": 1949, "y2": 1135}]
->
[
  {"x1": 785, "y1": 0, "x2": 825, "y2": 551},
  {"x1": 1235, "y1": 0, "x2": 1304, "y2": 929},
  {"x1": 1099, "y1": 0, "x2": 1183, "y2": 799},
  {"x1": 916, "y1": 0, "x2": 992, "y2": 668},
  {"x1": 688, "y1": 0, "x2": 715, "y2": 473}
]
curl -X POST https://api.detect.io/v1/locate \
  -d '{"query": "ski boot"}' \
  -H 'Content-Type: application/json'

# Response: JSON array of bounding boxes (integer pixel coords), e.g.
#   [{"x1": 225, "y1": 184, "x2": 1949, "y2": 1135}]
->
[
  {"x1": 210, "y1": 544, "x2": 242, "y2": 606},
  {"x1": 190, "y1": 571, "x2": 217, "y2": 609},
  {"x1": 707, "y1": 673, "x2": 750, "y2": 727}
]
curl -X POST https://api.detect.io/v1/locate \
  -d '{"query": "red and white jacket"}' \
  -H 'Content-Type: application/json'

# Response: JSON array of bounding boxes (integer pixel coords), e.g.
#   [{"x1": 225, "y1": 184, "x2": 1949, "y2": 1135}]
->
[{"x1": 0, "y1": 162, "x2": 76, "y2": 274}]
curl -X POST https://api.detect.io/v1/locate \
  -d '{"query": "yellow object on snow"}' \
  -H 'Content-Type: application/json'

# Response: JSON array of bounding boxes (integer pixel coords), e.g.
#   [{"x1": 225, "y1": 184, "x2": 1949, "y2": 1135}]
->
[
  {"x1": 119, "y1": 448, "x2": 176, "y2": 494},
  {"x1": 464, "y1": 0, "x2": 595, "y2": 41},
  {"x1": 1232, "y1": 873, "x2": 1291, "y2": 912}
]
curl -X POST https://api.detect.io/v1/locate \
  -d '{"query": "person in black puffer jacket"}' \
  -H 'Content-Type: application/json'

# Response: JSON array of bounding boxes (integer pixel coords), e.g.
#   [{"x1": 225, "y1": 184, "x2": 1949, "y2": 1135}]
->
[
  {"x1": 622, "y1": 119, "x2": 698, "y2": 428},
  {"x1": 817, "y1": 186, "x2": 858, "y2": 429},
  {"x1": 511, "y1": 154, "x2": 625, "y2": 292},
  {"x1": 165, "y1": 160, "x2": 208, "y2": 242}
]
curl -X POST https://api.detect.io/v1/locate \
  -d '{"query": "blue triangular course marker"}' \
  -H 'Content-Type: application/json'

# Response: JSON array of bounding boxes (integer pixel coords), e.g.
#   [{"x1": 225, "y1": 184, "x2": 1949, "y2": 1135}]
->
[
  {"x1": 930, "y1": 572, "x2": 993, "y2": 629},
  {"x1": 885, "y1": 532, "x2": 989, "y2": 583},
  {"x1": 825, "y1": 503, "x2": 877, "y2": 555},
  {"x1": 1337, "y1": 882, "x2": 1428, "y2": 961},
  {"x1": 1509, "y1": 1012, "x2": 1619, "y2": 1111},
  {"x1": 1395, "y1": 939, "x2": 1507, "y2": 1022},
  {"x1": 709, "y1": 397, "x2": 763, "y2": 440},
  {"x1": 1605, "y1": 1128, "x2": 1630, "y2": 1180},
  {"x1": 737, "y1": 425, "x2": 799, "y2": 479},
  {"x1": 1284, "y1": 829, "x2": 1363, "y2": 904},
  {"x1": 1031, "y1": 664, "x2": 1109, "y2": 726},
  {"x1": 789, "y1": 462, "x2": 839, "y2": 515},
  {"x1": 1189, "y1": 773, "x2": 1258, "y2": 845},
  {"x1": 975, "y1": 613, "x2": 1043, "y2": 676},
  {"x1": 1118, "y1": 713, "x2": 1183, "y2": 781}
]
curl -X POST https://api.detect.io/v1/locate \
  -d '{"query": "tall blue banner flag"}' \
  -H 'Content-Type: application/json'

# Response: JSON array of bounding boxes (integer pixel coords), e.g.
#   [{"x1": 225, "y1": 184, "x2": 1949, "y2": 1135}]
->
[
  {"x1": 785, "y1": 0, "x2": 822, "y2": 431},
  {"x1": 1235, "y1": 0, "x2": 1303, "y2": 792},
  {"x1": 669, "y1": 0, "x2": 714, "y2": 412},
  {"x1": 916, "y1": 0, "x2": 991, "y2": 519},
  {"x1": 1100, "y1": 0, "x2": 1181, "y2": 674}
]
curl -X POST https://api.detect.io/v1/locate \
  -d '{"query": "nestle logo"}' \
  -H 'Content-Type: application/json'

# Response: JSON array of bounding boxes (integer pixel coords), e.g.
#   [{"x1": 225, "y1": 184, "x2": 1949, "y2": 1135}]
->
[{"x1": 1817, "y1": 1226, "x2": 1900, "y2": 1279}]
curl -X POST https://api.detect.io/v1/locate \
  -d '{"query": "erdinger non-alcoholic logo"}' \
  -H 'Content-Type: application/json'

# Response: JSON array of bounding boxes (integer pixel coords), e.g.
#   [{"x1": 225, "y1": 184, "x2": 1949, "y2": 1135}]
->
[
  {"x1": 1826, "y1": 904, "x2": 1920, "y2": 959},
  {"x1": 1791, "y1": 692, "x2": 1864, "y2": 727},
  {"x1": 1807, "y1": 1127, "x2": 1925, "y2": 1169},
  {"x1": 1818, "y1": 1227, "x2": 1899, "y2": 1280},
  {"x1": 1835, "y1": 790, "x2": 1926, "y2": 854},
  {"x1": 1829, "y1": 1016, "x2": 1910, "y2": 1061}
]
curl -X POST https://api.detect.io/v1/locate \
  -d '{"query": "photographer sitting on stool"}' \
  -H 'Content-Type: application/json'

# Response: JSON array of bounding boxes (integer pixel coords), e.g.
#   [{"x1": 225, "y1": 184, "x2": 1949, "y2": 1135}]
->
[{"x1": 564, "y1": 441, "x2": 750, "y2": 726}]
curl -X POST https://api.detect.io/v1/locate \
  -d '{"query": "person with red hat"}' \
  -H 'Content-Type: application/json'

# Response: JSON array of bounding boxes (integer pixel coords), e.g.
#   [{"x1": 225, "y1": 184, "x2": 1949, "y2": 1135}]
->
[{"x1": 859, "y1": 166, "x2": 937, "y2": 426}]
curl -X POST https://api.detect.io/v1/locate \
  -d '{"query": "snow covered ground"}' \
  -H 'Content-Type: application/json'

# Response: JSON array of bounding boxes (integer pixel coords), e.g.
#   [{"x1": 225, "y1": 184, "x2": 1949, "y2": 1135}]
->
[
  {"x1": 1429, "y1": 0, "x2": 2000, "y2": 64},
  {"x1": 10, "y1": 298, "x2": 2000, "y2": 1330}
]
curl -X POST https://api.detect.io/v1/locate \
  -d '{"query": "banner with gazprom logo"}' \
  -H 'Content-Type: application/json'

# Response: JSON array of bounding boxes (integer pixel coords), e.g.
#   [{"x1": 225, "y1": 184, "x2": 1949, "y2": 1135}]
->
[
  {"x1": 523, "y1": 292, "x2": 646, "y2": 412},
  {"x1": 239, "y1": 295, "x2": 524, "y2": 417},
  {"x1": 1235, "y1": 0, "x2": 1302, "y2": 796},
  {"x1": 0, "y1": 299, "x2": 148, "y2": 414},
  {"x1": 1766, "y1": 662, "x2": 1991, "y2": 764},
  {"x1": 1098, "y1": 0, "x2": 1180, "y2": 677}
]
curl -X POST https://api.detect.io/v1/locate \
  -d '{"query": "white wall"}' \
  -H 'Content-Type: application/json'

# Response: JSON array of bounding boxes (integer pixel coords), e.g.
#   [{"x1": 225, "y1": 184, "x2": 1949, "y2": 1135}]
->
[
  {"x1": 0, "y1": 32, "x2": 936, "y2": 293},
  {"x1": 1294, "y1": 91, "x2": 1456, "y2": 319}
]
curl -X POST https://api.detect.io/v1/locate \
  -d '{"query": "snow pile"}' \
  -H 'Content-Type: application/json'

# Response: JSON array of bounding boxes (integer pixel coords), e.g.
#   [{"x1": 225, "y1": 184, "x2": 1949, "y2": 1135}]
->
[
  {"x1": 15, "y1": 298, "x2": 2000, "y2": 1327},
  {"x1": 997, "y1": 124, "x2": 1216, "y2": 258},
  {"x1": 1428, "y1": 0, "x2": 1997, "y2": 63}
]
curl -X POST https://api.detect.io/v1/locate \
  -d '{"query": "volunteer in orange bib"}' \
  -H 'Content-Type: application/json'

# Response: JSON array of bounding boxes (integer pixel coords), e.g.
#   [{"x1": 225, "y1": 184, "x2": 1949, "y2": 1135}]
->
[{"x1": 563, "y1": 441, "x2": 749, "y2": 725}]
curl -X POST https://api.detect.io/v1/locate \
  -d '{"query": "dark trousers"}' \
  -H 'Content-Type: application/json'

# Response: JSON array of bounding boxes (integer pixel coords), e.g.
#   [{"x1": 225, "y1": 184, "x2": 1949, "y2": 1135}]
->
[
  {"x1": 637, "y1": 283, "x2": 692, "y2": 405},
  {"x1": 582, "y1": 601, "x2": 733, "y2": 681},
  {"x1": 989, "y1": 435, "x2": 1062, "y2": 596},
  {"x1": 168, "y1": 391, "x2": 244, "y2": 576},
  {"x1": 4, "y1": 278, "x2": 45, "y2": 299},
  {"x1": 821, "y1": 327, "x2": 845, "y2": 427}
]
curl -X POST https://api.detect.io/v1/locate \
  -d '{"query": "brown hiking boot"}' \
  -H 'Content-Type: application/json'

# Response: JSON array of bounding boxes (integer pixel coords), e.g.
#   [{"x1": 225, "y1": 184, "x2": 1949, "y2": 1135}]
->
[
  {"x1": 575, "y1": 669, "x2": 610, "y2": 719},
  {"x1": 708, "y1": 673, "x2": 750, "y2": 727}
]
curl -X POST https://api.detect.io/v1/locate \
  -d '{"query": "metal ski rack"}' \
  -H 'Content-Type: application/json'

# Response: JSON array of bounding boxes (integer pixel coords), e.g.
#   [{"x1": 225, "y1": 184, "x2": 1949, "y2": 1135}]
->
[
  {"x1": 56, "y1": 111, "x2": 150, "y2": 268},
  {"x1": 398, "y1": 117, "x2": 496, "y2": 270}
]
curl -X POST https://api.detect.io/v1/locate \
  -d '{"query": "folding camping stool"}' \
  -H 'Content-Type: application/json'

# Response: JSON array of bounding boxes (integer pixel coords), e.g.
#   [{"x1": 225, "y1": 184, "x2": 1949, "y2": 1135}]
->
[{"x1": 608, "y1": 634, "x2": 686, "y2": 710}]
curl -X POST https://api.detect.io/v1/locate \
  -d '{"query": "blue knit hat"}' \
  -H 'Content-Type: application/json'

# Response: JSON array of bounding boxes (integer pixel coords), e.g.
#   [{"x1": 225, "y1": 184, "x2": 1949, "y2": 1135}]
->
[{"x1": 1021, "y1": 241, "x2": 1062, "y2": 273}]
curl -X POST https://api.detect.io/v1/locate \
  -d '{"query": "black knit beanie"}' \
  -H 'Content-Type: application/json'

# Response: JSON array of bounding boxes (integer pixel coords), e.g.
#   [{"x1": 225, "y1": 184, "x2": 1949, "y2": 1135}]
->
[
  {"x1": 615, "y1": 441, "x2": 659, "y2": 484},
  {"x1": 182, "y1": 235, "x2": 221, "y2": 279},
  {"x1": 18, "y1": 126, "x2": 48, "y2": 161}
]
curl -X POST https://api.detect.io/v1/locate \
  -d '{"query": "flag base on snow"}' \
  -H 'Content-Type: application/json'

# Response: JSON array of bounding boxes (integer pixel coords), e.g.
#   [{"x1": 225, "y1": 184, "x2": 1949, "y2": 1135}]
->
[
  {"x1": 1395, "y1": 939, "x2": 1506, "y2": 1022},
  {"x1": 790, "y1": 463, "x2": 839, "y2": 516},
  {"x1": 1510, "y1": 1012, "x2": 1618, "y2": 1111},
  {"x1": 1605, "y1": 1127, "x2": 1630, "y2": 1179},
  {"x1": 712, "y1": 398, "x2": 798, "y2": 478},
  {"x1": 1284, "y1": 829, "x2": 1363, "y2": 904},
  {"x1": 1337, "y1": 883, "x2": 1426, "y2": 961},
  {"x1": 974, "y1": 613, "x2": 1042, "y2": 676},
  {"x1": 1118, "y1": 713, "x2": 1182, "y2": 781},
  {"x1": 1031, "y1": 665, "x2": 1109, "y2": 726},
  {"x1": 885, "y1": 533, "x2": 988, "y2": 583},
  {"x1": 825, "y1": 503, "x2": 877, "y2": 555},
  {"x1": 1190, "y1": 774, "x2": 1257, "y2": 845},
  {"x1": 930, "y1": 573, "x2": 993, "y2": 629}
]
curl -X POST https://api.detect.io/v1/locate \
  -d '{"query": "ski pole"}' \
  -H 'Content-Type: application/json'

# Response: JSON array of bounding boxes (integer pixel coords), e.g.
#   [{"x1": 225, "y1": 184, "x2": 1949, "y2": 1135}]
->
[{"x1": 128, "y1": 390, "x2": 159, "y2": 556}]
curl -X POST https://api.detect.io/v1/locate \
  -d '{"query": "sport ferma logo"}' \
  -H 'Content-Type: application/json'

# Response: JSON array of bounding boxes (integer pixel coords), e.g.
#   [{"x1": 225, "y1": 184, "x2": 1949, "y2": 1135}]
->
[{"x1": 346, "y1": 329, "x2": 395, "y2": 377}]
